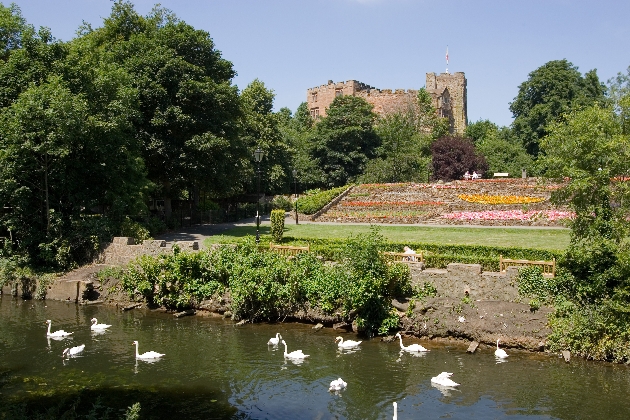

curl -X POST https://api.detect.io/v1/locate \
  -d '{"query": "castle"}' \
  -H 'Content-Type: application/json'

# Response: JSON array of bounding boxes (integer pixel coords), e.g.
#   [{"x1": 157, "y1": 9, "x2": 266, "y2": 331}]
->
[{"x1": 306, "y1": 72, "x2": 467, "y2": 135}]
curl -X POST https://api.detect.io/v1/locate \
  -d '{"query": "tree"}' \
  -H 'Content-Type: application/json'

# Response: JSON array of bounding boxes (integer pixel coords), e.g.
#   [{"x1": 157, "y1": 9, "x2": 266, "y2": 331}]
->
[
  {"x1": 510, "y1": 59, "x2": 607, "y2": 157},
  {"x1": 0, "y1": 72, "x2": 147, "y2": 268},
  {"x1": 360, "y1": 110, "x2": 431, "y2": 183},
  {"x1": 277, "y1": 102, "x2": 320, "y2": 191},
  {"x1": 240, "y1": 79, "x2": 291, "y2": 195},
  {"x1": 311, "y1": 96, "x2": 380, "y2": 187},
  {"x1": 430, "y1": 136, "x2": 487, "y2": 181},
  {"x1": 83, "y1": 2, "x2": 244, "y2": 217},
  {"x1": 467, "y1": 120, "x2": 533, "y2": 177}
]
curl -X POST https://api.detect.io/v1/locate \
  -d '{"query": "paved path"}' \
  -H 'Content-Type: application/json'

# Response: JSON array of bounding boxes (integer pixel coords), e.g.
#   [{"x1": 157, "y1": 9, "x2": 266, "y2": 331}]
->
[{"x1": 156, "y1": 215, "x2": 567, "y2": 248}]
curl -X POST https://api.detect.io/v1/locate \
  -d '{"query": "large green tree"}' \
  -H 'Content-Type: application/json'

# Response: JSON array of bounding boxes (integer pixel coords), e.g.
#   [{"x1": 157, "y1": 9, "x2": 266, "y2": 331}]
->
[
  {"x1": 240, "y1": 79, "x2": 291, "y2": 195},
  {"x1": 360, "y1": 110, "x2": 431, "y2": 183},
  {"x1": 510, "y1": 59, "x2": 607, "y2": 157},
  {"x1": 466, "y1": 119, "x2": 533, "y2": 177},
  {"x1": 82, "y1": 1, "x2": 244, "y2": 217},
  {"x1": 311, "y1": 95, "x2": 380, "y2": 187}
]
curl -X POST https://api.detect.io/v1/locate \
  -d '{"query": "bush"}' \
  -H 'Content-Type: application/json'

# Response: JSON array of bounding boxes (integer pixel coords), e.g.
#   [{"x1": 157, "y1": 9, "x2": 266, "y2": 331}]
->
[
  {"x1": 119, "y1": 230, "x2": 411, "y2": 336},
  {"x1": 295, "y1": 186, "x2": 348, "y2": 215},
  {"x1": 431, "y1": 136, "x2": 487, "y2": 181},
  {"x1": 271, "y1": 195, "x2": 293, "y2": 211},
  {"x1": 270, "y1": 209, "x2": 285, "y2": 242}
]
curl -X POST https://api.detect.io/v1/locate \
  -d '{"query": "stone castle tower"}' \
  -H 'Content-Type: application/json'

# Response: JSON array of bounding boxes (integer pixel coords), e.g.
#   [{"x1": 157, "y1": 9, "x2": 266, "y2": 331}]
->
[{"x1": 306, "y1": 72, "x2": 467, "y2": 135}]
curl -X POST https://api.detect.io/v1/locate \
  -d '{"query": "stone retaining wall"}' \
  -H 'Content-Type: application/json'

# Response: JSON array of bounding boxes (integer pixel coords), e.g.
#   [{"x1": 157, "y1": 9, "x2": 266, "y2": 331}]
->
[
  {"x1": 409, "y1": 263, "x2": 520, "y2": 302},
  {"x1": 97, "y1": 237, "x2": 199, "y2": 265}
]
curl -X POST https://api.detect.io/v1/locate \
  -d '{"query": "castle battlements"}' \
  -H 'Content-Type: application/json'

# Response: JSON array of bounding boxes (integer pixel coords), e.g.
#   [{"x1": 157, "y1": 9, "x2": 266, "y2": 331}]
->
[{"x1": 306, "y1": 73, "x2": 467, "y2": 134}]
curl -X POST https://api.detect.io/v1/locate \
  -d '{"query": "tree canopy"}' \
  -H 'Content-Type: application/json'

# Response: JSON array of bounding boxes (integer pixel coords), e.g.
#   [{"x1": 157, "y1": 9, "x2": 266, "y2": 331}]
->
[
  {"x1": 510, "y1": 59, "x2": 606, "y2": 157},
  {"x1": 311, "y1": 95, "x2": 380, "y2": 187}
]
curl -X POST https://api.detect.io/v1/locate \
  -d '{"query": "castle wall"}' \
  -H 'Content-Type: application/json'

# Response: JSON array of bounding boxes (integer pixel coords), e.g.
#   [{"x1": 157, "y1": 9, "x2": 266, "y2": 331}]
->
[{"x1": 306, "y1": 72, "x2": 467, "y2": 134}]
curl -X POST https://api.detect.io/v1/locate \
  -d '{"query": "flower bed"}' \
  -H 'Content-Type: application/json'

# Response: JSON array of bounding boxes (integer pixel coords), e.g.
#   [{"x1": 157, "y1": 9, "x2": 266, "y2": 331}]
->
[
  {"x1": 458, "y1": 194, "x2": 546, "y2": 205},
  {"x1": 342, "y1": 200, "x2": 445, "y2": 207},
  {"x1": 441, "y1": 210, "x2": 574, "y2": 221}
]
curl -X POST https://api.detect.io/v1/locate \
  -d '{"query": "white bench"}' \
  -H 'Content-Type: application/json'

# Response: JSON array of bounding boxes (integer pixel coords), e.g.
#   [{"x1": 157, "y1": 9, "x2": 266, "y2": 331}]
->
[{"x1": 493, "y1": 172, "x2": 509, "y2": 178}]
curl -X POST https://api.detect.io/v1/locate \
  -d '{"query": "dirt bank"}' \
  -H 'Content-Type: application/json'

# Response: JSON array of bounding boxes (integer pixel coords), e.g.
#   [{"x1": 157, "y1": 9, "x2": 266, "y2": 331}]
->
[{"x1": 87, "y1": 272, "x2": 551, "y2": 353}]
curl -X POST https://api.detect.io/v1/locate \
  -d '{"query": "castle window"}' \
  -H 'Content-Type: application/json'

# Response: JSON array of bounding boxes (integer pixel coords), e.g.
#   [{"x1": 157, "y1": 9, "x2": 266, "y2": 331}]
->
[
  {"x1": 311, "y1": 92, "x2": 318, "y2": 102},
  {"x1": 310, "y1": 107, "x2": 320, "y2": 119},
  {"x1": 335, "y1": 88, "x2": 343, "y2": 97}
]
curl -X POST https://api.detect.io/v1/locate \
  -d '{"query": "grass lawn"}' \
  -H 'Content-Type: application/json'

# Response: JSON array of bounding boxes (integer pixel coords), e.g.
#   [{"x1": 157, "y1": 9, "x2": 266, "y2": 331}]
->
[{"x1": 205, "y1": 222, "x2": 570, "y2": 251}]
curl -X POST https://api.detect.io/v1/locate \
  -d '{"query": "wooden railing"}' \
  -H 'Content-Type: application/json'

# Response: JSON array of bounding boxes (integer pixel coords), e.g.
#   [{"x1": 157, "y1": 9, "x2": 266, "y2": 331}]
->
[
  {"x1": 383, "y1": 251, "x2": 424, "y2": 263},
  {"x1": 500, "y1": 255, "x2": 555, "y2": 277},
  {"x1": 269, "y1": 243, "x2": 310, "y2": 256}
]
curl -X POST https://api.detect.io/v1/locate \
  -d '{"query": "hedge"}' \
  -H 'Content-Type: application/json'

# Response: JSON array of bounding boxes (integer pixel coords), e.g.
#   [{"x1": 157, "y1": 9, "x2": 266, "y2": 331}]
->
[{"x1": 295, "y1": 186, "x2": 348, "y2": 215}]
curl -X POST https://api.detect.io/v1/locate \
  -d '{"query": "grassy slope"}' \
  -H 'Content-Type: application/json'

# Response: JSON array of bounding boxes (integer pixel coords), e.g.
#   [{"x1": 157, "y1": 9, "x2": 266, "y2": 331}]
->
[{"x1": 205, "y1": 223, "x2": 570, "y2": 251}]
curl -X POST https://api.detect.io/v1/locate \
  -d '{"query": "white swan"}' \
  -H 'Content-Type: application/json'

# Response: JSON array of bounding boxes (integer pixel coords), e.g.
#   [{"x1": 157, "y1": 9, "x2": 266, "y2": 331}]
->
[
  {"x1": 133, "y1": 340, "x2": 164, "y2": 360},
  {"x1": 395, "y1": 332, "x2": 428, "y2": 352},
  {"x1": 267, "y1": 333, "x2": 282, "y2": 346},
  {"x1": 328, "y1": 377, "x2": 347, "y2": 391},
  {"x1": 281, "y1": 340, "x2": 309, "y2": 360},
  {"x1": 90, "y1": 318, "x2": 112, "y2": 331},
  {"x1": 495, "y1": 338, "x2": 508, "y2": 359},
  {"x1": 335, "y1": 336, "x2": 362, "y2": 349},
  {"x1": 46, "y1": 320, "x2": 73, "y2": 338},
  {"x1": 431, "y1": 372, "x2": 460, "y2": 387},
  {"x1": 393, "y1": 401, "x2": 397, "y2": 420},
  {"x1": 62, "y1": 344, "x2": 85, "y2": 358}
]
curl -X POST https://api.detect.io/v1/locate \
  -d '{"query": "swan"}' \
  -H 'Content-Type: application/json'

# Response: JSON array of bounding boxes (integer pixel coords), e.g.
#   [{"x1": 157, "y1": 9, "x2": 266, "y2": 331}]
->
[
  {"x1": 133, "y1": 340, "x2": 164, "y2": 360},
  {"x1": 46, "y1": 320, "x2": 73, "y2": 338},
  {"x1": 335, "y1": 336, "x2": 362, "y2": 349},
  {"x1": 431, "y1": 372, "x2": 460, "y2": 387},
  {"x1": 90, "y1": 318, "x2": 111, "y2": 331},
  {"x1": 395, "y1": 332, "x2": 428, "y2": 352},
  {"x1": 281, "y1": 340, "x2": 309, "y2": 360},
  {"x1": 495, "y1": 338, "x2": 508, "y2": 359},
  {"x1": 62, "y1": 344, "x2": 85, "y2": 358},
  {"x1": 393, "y1": 401, "x2": 397, "y2": 420},
  {"x1": 328, "y1": 377, "x2": 347, "y2": 391},
  {"x1": 267, "y1": 333, "x2": 282, "y2": 346}
]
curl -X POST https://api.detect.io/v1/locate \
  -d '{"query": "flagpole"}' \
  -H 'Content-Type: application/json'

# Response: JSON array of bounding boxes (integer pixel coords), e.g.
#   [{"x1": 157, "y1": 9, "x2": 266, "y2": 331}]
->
[{"x1": 445, "y1": 46, "x2": 449, "y2": 74}]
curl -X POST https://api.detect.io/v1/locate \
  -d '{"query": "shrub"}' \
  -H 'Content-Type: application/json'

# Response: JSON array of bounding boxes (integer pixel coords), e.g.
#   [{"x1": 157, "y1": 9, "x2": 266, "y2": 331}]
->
[
  {"x1": 270, "y1": 209, "x2": 285, "y2": 242},
  {"x1": 431, "y1": 136, "x2": 487, "y2": 181},
  {"x1": 271, "y1": 195, "x2": 293, "y2": 211},
  {"x1": 295, "y1": 185, "x2": 348, "y2": 215}
]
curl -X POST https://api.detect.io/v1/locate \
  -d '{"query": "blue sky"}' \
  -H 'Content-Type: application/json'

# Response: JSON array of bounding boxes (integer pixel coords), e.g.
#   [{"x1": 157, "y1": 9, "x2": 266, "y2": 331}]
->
[{"x1": 14, "y1": 0, "x2": 630, "y2": 127}]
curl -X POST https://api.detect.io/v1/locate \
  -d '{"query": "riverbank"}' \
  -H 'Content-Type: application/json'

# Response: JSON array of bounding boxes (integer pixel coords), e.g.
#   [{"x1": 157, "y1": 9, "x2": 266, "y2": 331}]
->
[{"x1": 80, "y1": 267, "x2": 552, "y2": 353}]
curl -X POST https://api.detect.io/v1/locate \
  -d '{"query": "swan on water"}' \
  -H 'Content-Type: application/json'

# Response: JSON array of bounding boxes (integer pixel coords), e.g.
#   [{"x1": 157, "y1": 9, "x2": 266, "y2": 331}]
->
[
  {"x1": 62, "y1": 344, "x2": 85, "y2": 358},
  {"x1": 495, "y1": 338, "x2": 508, "y2": 359},
  {"x1": 267, "y1": 333, "x2": 282, "y2": 346},
  {"x1": 335, "y1": 336, "x2": 362, "y2": 349},
  {"x1": 133, "y1": 340, "x2": 164, "y2": 360},
  {"x1": 393, "y1": 401, "x2": 397, "y2": 420},
  {"x1": 431, "y1": 372, "x2": 460, "y2": 387},
  {"x1": 328, "y1": 377, "x2": 347, "y2": 391},
  {"x1": 281, "y1": 340, "x2": 309, "y2": 360},
  {"x1": 46, "y1": 320, "x2": 73, "y2": 338},
  {"x1": 395, "y1": 332, "x2": 428, "y2": 352},
  {"x1": 90, "y1": 318, "x2": 111, "y2": 331}
]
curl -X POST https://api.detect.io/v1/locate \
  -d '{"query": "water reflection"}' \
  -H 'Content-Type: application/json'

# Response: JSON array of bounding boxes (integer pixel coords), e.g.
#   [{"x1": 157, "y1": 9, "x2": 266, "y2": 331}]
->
[
  {"x1": 431, "y1": 382, "x2": 460, "y2": 397},
  {"x1": 3, "y1": 295, "x2": 630, "y2": 420}
]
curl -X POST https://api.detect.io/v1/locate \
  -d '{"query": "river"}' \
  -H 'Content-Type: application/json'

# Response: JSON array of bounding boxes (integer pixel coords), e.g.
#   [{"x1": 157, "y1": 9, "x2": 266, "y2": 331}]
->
[{"x1": 1, "y1": 295, "x2": 629, "y2": 419}]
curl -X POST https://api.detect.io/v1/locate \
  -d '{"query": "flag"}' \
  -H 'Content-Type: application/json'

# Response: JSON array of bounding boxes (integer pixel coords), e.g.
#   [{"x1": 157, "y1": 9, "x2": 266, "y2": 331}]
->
[{"x1": 446, "y1": 47, "x2": 449, "y2": 64}]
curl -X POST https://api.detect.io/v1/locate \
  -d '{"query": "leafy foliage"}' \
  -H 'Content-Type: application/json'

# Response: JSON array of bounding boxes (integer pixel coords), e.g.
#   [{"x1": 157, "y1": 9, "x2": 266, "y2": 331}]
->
[
  {"x1": 295, "y1": 186, "x2": 348, "y2": 215},
  {"x1": 311, "y1": 96, "x2": 380, "y2": 187},
  {"x1": 510, "y1": 59, "x2": 607, "y2": 156},
  {"x1": 120, "y1": 231, "x2": 410, "y2": 335},
  {"x1": 270, "y1": 209, "x2": 285, "y2": 242},
  {"x1": 430, "y1": 136, "x2": 487, "y2": 181}
]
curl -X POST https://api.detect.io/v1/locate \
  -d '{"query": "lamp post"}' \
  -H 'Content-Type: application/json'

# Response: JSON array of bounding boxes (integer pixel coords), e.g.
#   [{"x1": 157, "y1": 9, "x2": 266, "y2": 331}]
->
[
  {"x1": 292, "y1": 169, "x2": 299, "y2": 225},
  {"x1": 254, "y1": 148, "x2": 263, "y2": 244}
]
